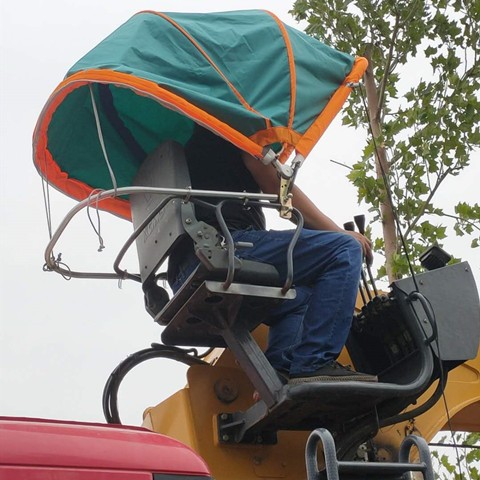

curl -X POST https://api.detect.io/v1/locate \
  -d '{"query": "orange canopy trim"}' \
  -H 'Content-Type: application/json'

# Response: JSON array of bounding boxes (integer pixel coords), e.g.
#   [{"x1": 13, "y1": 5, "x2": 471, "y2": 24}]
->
[{"x1": 33, "y1": 11, "x2": 367, "y2": 219}]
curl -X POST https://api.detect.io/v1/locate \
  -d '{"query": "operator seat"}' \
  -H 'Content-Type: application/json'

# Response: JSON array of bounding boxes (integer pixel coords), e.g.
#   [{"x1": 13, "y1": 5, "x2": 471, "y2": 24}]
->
[
  {"x1": 130, "y1": 140, "x2": 295, "y2": 405},
  {"x1": 130, "y1": 140, "x2": 480, "y2": 452}
]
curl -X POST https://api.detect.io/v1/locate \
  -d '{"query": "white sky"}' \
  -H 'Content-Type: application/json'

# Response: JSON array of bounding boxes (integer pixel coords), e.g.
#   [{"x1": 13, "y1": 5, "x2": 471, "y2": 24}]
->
[{"x1": 1, "y1": 0, "x2": 479, "y2": 428}]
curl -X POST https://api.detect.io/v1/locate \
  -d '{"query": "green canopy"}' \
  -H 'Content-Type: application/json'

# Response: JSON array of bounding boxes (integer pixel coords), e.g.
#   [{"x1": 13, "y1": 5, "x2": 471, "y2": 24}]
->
[{"x1": 33, "y1": 10, "x2": 367, "y2": 219}]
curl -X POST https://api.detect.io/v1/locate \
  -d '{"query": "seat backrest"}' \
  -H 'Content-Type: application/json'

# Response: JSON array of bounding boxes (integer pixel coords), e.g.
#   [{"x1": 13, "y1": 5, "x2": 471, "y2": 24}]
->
[{"x1": 130, "y1": 141, "x2": 193, "y2": 284}]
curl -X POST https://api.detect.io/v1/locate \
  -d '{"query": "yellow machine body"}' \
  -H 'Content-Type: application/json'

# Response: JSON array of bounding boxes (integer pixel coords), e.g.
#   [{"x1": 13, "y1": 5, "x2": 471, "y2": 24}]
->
[{"x1": 143, "y1": 322, "x2": 480, "y2": 480}]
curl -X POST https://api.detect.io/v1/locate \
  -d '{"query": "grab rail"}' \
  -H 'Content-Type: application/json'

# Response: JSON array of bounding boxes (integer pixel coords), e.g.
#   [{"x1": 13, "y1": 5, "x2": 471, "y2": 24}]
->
[{"x1": 44, "y1": 186, "x2": 277, "y2": 281}]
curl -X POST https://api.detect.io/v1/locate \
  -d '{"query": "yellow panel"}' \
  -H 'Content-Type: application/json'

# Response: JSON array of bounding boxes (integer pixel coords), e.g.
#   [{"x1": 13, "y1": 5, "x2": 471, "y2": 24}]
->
[
  {"x1": 144, "y1": 363, "x2": 311, "y2": 480},
  {"x1": 143, "y1": 389, "x2": 199, "y2": 451},
  {"x1": 143, "y1": 315, "x2": 480, "y2": 475},
  {"x1": 373, "y1": 351, "x2": 480, "y2": 459}
]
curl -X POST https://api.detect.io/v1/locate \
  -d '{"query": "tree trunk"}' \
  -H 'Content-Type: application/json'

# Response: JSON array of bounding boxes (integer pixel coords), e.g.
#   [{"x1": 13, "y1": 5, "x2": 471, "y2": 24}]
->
[{"x1": 363, "y1": 53, "x2": 399, "y2": 282}]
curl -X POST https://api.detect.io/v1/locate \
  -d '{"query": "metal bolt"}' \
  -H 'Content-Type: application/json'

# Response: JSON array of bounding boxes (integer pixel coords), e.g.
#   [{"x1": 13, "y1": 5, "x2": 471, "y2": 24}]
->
[
  {"x1": 185, "y1": 218, "x2": 192, "y2": 224},
  {"x1": 215, "y1": 379, "x2": 239, "y2": 404},
  {"x1": 220, "y1": 413, "x2": 228, "y2": 420},
  {"x1": 222, "y1": 434, "x2": 230, "y2": 442}
]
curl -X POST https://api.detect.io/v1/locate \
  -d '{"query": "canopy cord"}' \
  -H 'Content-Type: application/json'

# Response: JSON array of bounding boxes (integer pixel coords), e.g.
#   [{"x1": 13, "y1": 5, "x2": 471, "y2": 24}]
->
[
  {"x1": 86, "y1": 188, "x2": 106, "y2": 252},
  {"x1": 40, "y1": 158, "x2": 53, "y2": 240},
  {"x1": 40, "y1": 150, "x2": 64, "y2": 275},
  {"x1": 89, "y1": 84, "x2": 118, "y2": 194}
]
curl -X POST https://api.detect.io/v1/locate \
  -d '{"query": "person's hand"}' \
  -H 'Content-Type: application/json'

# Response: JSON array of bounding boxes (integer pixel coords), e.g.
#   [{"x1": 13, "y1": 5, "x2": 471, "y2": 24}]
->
[{"x1": 345, "y1": 230, "x2": 373, "y2": 266}]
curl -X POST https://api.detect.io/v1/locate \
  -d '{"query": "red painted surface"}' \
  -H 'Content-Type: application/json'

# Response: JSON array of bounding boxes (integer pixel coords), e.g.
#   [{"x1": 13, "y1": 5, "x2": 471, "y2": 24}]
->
[
  {"x1": 0, "y1": 466, "x2": 152, "y2": 479},
  {"x1": 0, "y1": 417, "x2": 210, "y2": 478}
]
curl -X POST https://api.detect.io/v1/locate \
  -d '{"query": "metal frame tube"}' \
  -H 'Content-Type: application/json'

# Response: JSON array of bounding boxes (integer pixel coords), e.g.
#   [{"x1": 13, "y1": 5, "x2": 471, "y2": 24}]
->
[{"x1": 44, "y1": 186, "x2": 277, "y2": 280}]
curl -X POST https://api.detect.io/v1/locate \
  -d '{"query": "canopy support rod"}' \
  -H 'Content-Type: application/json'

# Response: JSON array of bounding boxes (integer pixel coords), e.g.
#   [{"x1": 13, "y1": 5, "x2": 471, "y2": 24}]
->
[{"x1": 43, "y1": 186, "x2": 277, "y2": 281}]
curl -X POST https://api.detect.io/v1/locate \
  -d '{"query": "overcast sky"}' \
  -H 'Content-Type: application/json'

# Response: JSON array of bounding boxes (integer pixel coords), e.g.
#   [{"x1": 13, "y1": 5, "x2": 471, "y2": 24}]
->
[{"x1": 1, "y1": 1, "x2": 479, "y2": 427}]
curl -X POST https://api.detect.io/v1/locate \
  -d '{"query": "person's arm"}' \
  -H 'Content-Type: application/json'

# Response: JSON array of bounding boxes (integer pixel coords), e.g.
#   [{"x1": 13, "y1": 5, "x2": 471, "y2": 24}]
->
[{"x1": 242, "y1": 153, "x2": 373, "y2": 264}]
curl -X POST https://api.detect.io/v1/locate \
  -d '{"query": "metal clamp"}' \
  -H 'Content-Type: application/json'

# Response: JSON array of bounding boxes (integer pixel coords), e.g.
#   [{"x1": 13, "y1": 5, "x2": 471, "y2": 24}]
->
[{"x1": 272, "y1": 154, "x2": 305, "y2": 219}]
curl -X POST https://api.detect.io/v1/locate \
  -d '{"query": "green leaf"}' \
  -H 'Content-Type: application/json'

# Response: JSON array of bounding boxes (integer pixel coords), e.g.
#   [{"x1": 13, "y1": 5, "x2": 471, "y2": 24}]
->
[
  {"x1": 424, "y1": 45, "x2": 437, "y2": 57},
  {"x1": 293, "y1": 0, "x2": 480, "y2": 283}
]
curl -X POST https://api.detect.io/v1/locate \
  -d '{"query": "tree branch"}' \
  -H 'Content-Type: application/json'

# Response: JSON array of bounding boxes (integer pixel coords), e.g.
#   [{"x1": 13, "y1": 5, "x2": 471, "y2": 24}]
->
[
  {"x1": 404, "y1": 167, "x2": 452, "y2": 237},
  {"x1": 376, "y1": 13, "x2": 400, "y2": 121},
  {"x1": 432, "y1": 211, "x2": 480, "y2": 233},
  {"x1": 329, "y1": 159, "x2": 353, "y2": 170}
]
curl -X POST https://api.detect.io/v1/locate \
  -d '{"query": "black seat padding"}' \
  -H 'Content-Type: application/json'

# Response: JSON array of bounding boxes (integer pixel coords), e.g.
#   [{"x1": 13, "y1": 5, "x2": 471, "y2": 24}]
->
[{"x1": 159, "y1": 261, "x2": 295, "y2": 347}]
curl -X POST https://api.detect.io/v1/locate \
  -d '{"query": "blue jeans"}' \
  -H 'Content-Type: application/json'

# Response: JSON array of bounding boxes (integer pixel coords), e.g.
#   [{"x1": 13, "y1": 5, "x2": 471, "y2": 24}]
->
[{"x1": 171, "y1": 228, "x2": 362, "y2": 376}]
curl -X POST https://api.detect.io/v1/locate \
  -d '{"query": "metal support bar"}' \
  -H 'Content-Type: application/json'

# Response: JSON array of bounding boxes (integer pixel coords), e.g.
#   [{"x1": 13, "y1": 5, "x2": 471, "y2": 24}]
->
[
  {"x1": 306, "y1": 428, "x2": 435, "y2": 480},
  {"x1": 44, "y1": 186, "x2": 277, "y2": 280},
  {"x1": 305, "y1": 428, "x2": 340, "y2": 480},
  {"x1": 398, "y1": 435, "x2": 434, "y2": 480},
  {"x1": 221, "y1": 320, "x2": 283, "y2": 408}
]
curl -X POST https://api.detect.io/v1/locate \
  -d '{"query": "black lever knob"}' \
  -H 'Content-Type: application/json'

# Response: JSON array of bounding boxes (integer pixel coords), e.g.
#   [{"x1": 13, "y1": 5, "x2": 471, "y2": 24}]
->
[
  {"x1": 343, "y1": 221, "x2": 355, "y2": 232},
  {"x1": 354, "y1": 214, "x2": 366, "y2": 235}
]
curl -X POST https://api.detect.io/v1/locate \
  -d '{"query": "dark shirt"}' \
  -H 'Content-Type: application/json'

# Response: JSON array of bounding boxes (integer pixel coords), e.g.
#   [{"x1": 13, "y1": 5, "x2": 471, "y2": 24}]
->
[{"x1": 168, "y1": 126, "x2": 266, "y2": 284}]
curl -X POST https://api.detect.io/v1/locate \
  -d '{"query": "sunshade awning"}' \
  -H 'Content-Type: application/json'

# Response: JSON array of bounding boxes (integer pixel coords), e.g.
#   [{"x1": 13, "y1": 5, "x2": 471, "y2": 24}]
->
[{"x1": 33, "y1": 10, "x2": 367, "y2": 219}]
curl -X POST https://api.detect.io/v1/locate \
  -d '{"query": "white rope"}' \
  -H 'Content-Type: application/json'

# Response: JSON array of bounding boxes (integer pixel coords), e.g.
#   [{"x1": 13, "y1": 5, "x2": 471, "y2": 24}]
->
[
  {"x1": 40, "y1": 149, "x2": 65, "y2": 275},
  {"x1": 86, "y1": 188, "x2": 106, "y2": 252},
  {"x1": 41, "y1": 171, "x2": 53, "y2": 240},
  {"x1": 89, "y1": 84, "x2": 118, "y2": 193}
]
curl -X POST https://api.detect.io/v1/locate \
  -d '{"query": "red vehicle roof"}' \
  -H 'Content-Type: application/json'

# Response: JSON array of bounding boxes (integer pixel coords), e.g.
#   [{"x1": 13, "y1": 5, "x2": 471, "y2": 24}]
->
[{"x1": 0, "y1": 417, "x2": 210, "y2": 477}]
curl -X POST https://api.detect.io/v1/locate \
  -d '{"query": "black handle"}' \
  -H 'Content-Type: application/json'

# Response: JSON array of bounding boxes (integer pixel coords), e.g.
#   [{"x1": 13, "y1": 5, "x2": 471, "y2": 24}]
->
[{"x1": 354, "y1": 214, "x2": 366, "y2": 235}]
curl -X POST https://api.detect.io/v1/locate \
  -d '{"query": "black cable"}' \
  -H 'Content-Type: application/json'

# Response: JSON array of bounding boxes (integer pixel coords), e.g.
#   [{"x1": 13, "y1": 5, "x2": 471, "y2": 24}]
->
[
  {"x1": 237, "y1": 200, "x2": 304, "y2": 293},
  {"x1": 102, "y1": 343, "x2": 207, "y2": 424},
  {"x1": 214, "y1": 199, "x2": 236, "y2": 289},
  {"x1": 360, "y1": 86, "x2": 467, "y2": 477},
  {"x1": 282, "y1": 207, "x2": 304, "y2": 293},
  {"x1": 429, "y1": 442, "x2": 480, "y2": 450},
  {"x1": 390, "y1": 287, "x2": 465, "y2": 476},
  {"x1": 379, "y1": 369, "x2": 448, "y2": 427},
  {"x1": 200, "y1": 196, "x2": 304, "y2": 293},
  {"x1": 359, "y1": 85, "x2": 420, "y2": 292},
  {"x1": 411, "y1": 294, "x2": 465, "y2": 478},
  {"x1": 198, "y1": 347, "x2": 215, "y2": 359},
  {"x1": 439, "y1": 374, "x2": 466, "y2": 480}
]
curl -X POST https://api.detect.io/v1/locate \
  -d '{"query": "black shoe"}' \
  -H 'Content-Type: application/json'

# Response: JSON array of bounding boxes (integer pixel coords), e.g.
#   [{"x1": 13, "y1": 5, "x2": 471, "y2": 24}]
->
[
  {"x1": 288, "y1": 361, "x2": 378, "y2": 384},
  {"x1": 275, "y1": 368, "x2": 290, "y2": 383}
]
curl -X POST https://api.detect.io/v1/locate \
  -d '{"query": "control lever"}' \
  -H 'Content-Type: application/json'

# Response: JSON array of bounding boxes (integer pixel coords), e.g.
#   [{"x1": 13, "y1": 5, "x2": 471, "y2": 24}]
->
[
  {"x1": 354, "y1": 214, "x2": 379, "y2": 297},
  {"x1": 343, "y1": 221, "x2": 370, "y2": 304}
]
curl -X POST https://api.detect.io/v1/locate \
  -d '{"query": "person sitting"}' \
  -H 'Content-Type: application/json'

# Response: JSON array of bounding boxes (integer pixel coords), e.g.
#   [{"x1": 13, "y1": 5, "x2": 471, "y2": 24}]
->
[{"x1": 168, "y1": 125, "x2": 377, "y2": 384}]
